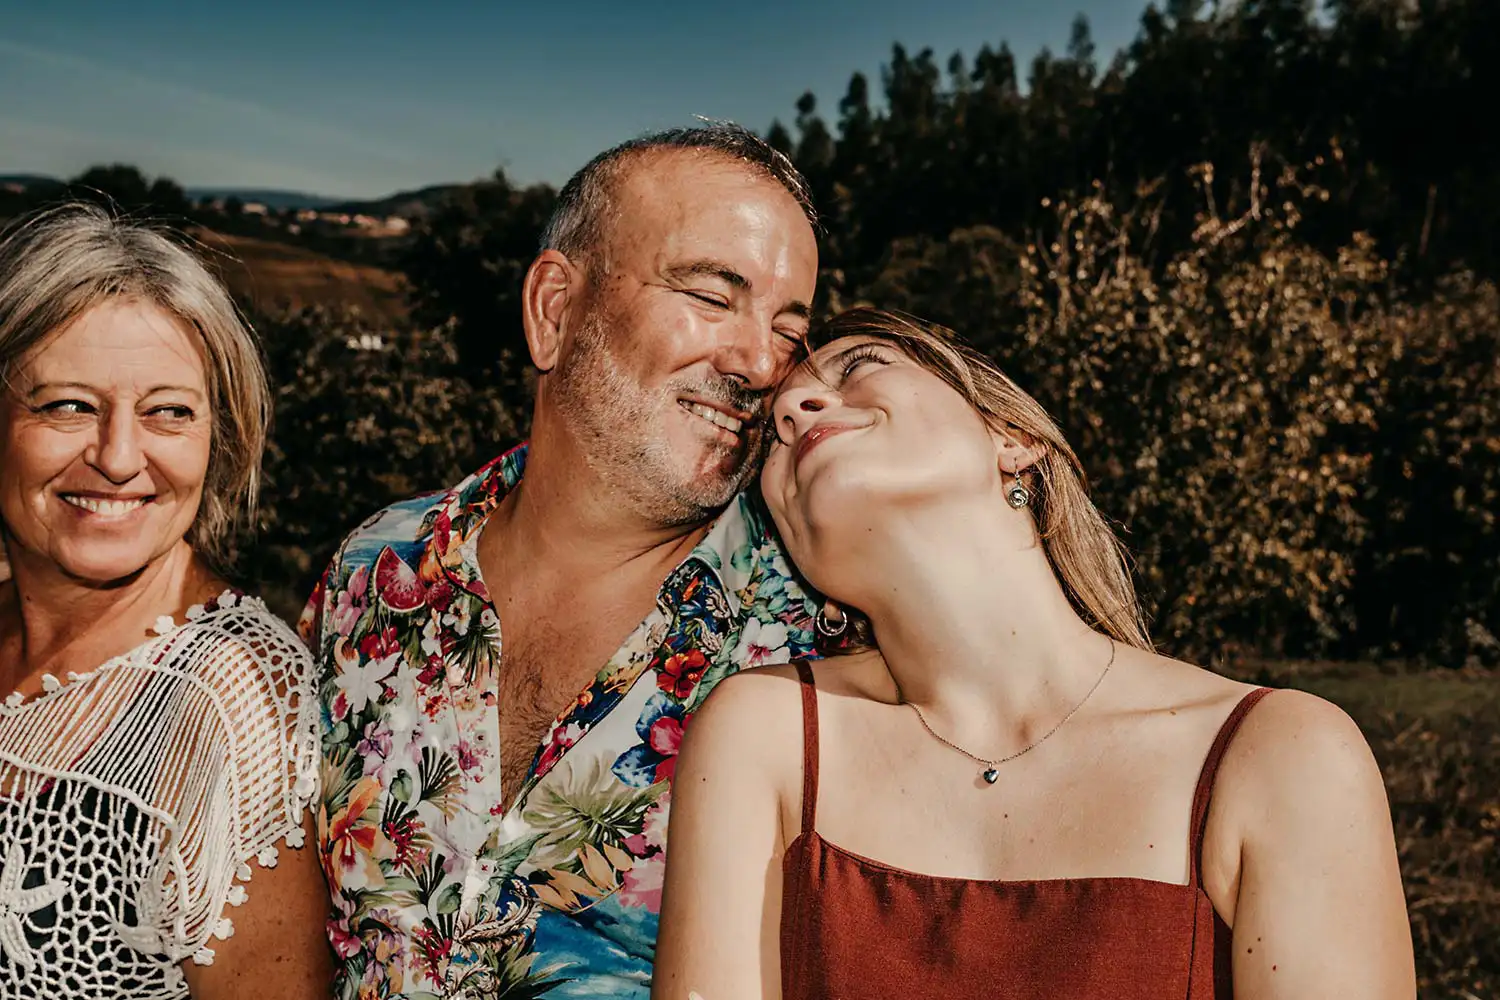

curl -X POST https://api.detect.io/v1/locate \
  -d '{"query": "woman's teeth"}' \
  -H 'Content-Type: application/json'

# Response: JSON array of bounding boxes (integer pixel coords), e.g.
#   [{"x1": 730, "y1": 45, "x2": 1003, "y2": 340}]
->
[{"x1": 63, "y1": 496, "x2": 148, "y2": 515}]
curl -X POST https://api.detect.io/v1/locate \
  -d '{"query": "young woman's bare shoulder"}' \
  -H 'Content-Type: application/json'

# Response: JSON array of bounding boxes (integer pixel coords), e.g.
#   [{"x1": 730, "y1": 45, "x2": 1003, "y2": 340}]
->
[
  {"x1": 682, "y1": 662, "x2": 810, "y2": 764},
  {"x1": 1127, "y1": 641, "x2": 1372, "y2": 778},
  {"x1": 1113, "y1": 644, "x2": 1261, "y2": 715},
  {"x1": 1218, "y1": 686, "x2": 1379, "y2": 789}
]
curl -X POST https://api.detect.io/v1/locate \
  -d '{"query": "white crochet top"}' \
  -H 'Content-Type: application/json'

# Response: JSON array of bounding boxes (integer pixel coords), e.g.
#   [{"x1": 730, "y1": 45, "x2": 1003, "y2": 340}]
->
[{"x1": 0, "y1": 593, "x2": 319, "y2": 997}]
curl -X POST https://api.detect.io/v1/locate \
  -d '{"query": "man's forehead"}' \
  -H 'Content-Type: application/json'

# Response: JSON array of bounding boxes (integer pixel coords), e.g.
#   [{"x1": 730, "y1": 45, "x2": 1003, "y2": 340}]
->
[
  {"x1": 595, "y1": 150, "x2": 817, "y2": 299},
  {"x1": 613, "y1": 150, "x2": 804, "y2": 228}
]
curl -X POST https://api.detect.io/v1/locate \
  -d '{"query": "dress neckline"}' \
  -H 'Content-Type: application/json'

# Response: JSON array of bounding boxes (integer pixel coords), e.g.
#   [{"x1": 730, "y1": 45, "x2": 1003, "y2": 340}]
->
[
  {"x1": 793, "y1": 829, "x2": 1200, "y2": 893},
  {"x1": 1, "y1": 590, "x2": 254, "y2": 710}
]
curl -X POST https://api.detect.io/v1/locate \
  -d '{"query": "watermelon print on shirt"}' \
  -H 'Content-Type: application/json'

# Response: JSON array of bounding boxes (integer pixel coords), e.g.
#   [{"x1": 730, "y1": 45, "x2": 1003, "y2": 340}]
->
[{"x1": 300, "y1": 443, "x2": 818, "y2": 998}]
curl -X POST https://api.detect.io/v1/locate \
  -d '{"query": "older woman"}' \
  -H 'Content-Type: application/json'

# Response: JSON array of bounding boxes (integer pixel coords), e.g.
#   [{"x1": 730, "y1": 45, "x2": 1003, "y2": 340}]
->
[
  {"x1": 0, "y1": 203, "x2": 330, "y2": 998},
  {"x1": 655, "y1": 309, "x2": 1414, "y2": 999}
]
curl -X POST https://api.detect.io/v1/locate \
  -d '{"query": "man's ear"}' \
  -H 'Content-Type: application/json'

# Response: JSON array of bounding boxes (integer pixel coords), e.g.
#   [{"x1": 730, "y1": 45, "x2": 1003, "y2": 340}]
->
[
  {"x1": 991, "y1": 424, "x2": 1046, "y2": 474},
  {"x1": 522, "y1": 250, "x2": 581, "y2": 373}
]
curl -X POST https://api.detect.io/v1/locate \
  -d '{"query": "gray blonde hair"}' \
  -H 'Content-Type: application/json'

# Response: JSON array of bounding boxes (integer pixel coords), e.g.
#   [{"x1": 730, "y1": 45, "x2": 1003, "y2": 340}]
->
[
  {"x1": 0, "y1": 202, "x2": 270, "y2": 566},
  {"x1": 809, "y1": 307, "x2": 1152, "y2": 656}
]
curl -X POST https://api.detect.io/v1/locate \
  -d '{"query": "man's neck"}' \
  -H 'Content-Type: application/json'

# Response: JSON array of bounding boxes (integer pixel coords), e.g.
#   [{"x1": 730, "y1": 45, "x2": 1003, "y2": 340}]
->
[{"x1": 481, "y1": 437, "x2": 719, "y2": 600}]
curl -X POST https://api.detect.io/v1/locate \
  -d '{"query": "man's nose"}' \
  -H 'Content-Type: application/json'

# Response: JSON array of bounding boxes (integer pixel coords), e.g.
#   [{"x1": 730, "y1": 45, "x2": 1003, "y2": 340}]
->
[{"x1": 714, "y1": 314, "x2": 789, "y2": 392}]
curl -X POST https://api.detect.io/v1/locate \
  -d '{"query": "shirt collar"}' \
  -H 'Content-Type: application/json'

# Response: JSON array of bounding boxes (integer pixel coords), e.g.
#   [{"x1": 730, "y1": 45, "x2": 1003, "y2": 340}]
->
[{"x1": 417, "y1": 442, "x2": 778, "y2": 607}]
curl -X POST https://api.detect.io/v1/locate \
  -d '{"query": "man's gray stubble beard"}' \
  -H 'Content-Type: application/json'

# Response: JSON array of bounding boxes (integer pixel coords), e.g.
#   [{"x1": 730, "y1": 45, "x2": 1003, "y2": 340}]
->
[{"x1": 548, "y1": 312, "x2": 766, "y2": 525}]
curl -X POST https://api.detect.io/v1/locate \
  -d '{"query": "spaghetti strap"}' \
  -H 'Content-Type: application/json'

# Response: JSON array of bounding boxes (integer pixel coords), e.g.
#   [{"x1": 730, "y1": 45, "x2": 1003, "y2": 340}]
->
[
  {"x1": 1189, "y1": 686, "x2": 1274, "y2": 886},
  {"x1": 794, "y1": 660, "x2": 819, "y2": 836}
]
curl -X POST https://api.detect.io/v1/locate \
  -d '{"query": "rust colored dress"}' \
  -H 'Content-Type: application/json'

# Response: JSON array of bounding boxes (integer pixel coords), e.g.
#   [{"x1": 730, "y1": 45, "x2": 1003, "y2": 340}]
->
[{"x1": 780, "y1": 661, "x2": 1271, "y2": 999}]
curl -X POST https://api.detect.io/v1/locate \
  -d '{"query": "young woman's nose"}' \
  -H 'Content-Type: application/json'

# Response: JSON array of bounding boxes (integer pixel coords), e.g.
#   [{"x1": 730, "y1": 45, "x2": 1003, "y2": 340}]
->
[{"x1": 772, "y1": 384, "x2": 836, "y2": 445}]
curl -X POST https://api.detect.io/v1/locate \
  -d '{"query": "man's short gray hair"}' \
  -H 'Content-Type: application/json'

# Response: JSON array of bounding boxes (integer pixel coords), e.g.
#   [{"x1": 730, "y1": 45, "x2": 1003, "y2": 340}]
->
[{"x1": 540, "y1": 121, "x2": 817, "y2": 264}]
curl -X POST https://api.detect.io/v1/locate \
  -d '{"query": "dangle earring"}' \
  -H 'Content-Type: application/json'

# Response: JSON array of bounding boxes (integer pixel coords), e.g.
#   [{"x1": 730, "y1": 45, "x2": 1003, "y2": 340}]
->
[
  {"x1": 1005, "y1": 471, "x2": 1032, "y2": 509},
  {"x1": 815, "y1": 604, "x2": 848, "y2": 638}
]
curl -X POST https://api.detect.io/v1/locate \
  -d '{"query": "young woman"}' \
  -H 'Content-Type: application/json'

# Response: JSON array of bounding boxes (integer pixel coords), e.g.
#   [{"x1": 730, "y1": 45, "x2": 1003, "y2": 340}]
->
[
  {"x1": 0, "y1": 203, "x2": 330, "y2": 998},
  {"x1": 654, "y1": 308, "x2": 1413, "y2": 999}
]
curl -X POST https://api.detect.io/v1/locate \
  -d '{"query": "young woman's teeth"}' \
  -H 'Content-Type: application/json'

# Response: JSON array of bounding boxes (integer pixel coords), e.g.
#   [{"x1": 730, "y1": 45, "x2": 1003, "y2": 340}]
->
[
  {"x1": 683, "y1": 402, "x2": 743, "y2": 434},
  {"x1": 63, "y1": 496, "x2": 147, "y2": 515}
]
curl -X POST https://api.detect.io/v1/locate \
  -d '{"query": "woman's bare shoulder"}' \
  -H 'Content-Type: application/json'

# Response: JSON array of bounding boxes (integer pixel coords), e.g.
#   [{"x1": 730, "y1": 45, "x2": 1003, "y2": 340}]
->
[
  {"x1": 1218, "y1": 684, "x2": 1378, "y2": 793},
  {"x1": 683, "y1": 661, "x2": 811, "y2": 761},
  {"x1": 1109, "y1": 643, "x2": 1262, "y2": 718},
  {"x1": 1123, "y1": 645, "x2": 1365, "y2": 756}
]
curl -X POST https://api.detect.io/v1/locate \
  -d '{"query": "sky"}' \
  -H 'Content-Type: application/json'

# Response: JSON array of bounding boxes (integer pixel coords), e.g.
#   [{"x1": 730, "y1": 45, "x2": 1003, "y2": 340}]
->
[{"x1": 1, "y1": 0, "x2": 1153, "y2": 199}]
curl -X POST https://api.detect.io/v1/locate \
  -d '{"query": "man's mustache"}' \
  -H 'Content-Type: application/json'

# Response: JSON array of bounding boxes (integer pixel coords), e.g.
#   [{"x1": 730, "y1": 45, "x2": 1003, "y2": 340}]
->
[{"x1": 674, "y1": 378, "x2": 771, "y2": 429}]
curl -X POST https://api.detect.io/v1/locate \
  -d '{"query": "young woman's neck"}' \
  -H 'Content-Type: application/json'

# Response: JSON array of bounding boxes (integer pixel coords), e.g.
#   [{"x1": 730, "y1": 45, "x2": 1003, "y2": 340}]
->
[
  {"x1": 0, "y1": 538, "x2": 204, "y2": 682},
  {"x1": 844, "y1": 499, "x2": 1115, "y2": 738}
]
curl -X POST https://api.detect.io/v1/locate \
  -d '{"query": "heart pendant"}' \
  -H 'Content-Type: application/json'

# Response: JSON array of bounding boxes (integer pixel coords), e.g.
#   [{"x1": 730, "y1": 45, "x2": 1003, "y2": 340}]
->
[{"x1": 982, "y1": 768, "x2": 999, "y2": 785}]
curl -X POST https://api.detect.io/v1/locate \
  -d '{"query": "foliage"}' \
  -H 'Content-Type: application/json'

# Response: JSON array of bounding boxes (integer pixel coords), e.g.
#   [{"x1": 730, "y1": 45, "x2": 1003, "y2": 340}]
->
[
  {"x1": 235, "y1": 306, "x2": 525, "y2": 612},
  {"x1": 849, "y1": 150, "x2": 1500, "y2": 665},
  {"x1": 1354, "y1": 273, "x2": 1500, "y2": 662},
  {"x1": 0, "y1": 164, "x2": 192, "y2": 221},
  {"x1": 399, "y1": 171, "x2": 557, "y2": 382},
  {"x1": 785, "y1": 0, "x2": 1500, "y2": 287}
]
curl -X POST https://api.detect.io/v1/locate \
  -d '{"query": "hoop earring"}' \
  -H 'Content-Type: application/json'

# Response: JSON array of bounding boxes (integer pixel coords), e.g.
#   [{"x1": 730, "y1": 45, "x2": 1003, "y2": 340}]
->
[
  {"x1": 815, "y1": 605, "x2": 848, "y2": 638},
  {"x1": 1005, "y1": 473, "x2": 1032, "y2": 509}
]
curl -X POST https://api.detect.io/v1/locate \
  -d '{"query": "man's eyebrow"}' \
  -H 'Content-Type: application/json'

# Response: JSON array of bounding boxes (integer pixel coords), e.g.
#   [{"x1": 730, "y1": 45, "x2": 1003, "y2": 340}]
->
[{"x1": 663, "y1": 261, "x2": 750, "y2": 290}]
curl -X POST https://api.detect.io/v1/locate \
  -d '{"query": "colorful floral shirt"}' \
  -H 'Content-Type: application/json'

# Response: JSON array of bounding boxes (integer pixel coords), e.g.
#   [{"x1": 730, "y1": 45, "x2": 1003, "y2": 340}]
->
[{"x1": 300, "y1": 444, "x2": 818, "y2": 999}]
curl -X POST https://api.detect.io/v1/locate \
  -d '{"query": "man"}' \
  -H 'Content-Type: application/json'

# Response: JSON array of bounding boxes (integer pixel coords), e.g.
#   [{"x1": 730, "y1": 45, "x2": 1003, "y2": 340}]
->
[{"x1": 301, "y1": 124, "x2": 821, "y2": 998}]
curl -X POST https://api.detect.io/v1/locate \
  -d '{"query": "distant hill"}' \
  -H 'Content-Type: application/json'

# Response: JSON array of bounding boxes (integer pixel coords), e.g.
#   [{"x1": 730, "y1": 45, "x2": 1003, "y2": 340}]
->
[
  {"x1": 0, "y1": 173, "x2": 61, "y2": 187},
  {"x1": 322, "y1": 183, "x2": 468, "y2": 220},
  {"x1": 185, "y1": 187, "x2": 346, "y2": 211},
  {"x1": 1, "y1": 173, "x2": 473, "y2": 219}
]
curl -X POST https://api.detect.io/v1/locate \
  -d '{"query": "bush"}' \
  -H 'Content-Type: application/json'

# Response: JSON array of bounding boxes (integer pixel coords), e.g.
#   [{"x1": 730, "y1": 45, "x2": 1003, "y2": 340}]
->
[
  {"x1": 235, "y1": 306, "x2": 526, "y2": 615},
  {"x1": 1355, "y1": 273, "x2": 1500, "y2": 663},
  {"x1": 855, "y1": 153, "x2": 1499, "y2": 663}
]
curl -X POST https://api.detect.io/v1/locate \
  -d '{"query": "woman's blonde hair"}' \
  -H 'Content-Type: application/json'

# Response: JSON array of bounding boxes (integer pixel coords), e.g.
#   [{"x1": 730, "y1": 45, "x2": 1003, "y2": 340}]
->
[
  {"x1": 809, "y1": 307, "x2": 1152, "y2": 655},
  {"x1": 0, "y1": 202, "x2": 270, "y2": 567}
]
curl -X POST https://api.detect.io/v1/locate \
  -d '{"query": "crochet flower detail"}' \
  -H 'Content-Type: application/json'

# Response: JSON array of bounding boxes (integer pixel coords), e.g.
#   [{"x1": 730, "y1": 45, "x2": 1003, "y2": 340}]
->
[{"x1": 0, "y1": 843, "x2": 66, "y2": 970}]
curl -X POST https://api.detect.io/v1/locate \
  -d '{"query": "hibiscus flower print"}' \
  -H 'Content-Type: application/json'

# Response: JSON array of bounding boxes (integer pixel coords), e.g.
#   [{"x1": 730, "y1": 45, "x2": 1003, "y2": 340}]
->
[
  {"x1": 612, "y1": 694, "x2": 688, "y2": 787},
  {"x1": 326, "y1": 895, "x2": 363, "y2": 959},
  {"x1": 331, "y1": 565, "x2": 370, "y2": 637},
  {"x1": 617, "y1": 850, "x2": 665, "y2": 912},
  {"x1": 657, "y1": 648, "x2": 709, "y2": 699},
  {"x1": 732, "y1": 617, "x2": 791, "y2": 668},
  {"x1": 534, "y1": 722, "x2": 585, "y2": 782}
]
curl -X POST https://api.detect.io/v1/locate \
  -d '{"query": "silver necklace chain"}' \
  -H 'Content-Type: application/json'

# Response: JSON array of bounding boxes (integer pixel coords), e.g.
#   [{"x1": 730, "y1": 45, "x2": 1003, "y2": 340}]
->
[{"x1": 904, "y1": 638, "x2": 1117, "y2": 783}]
